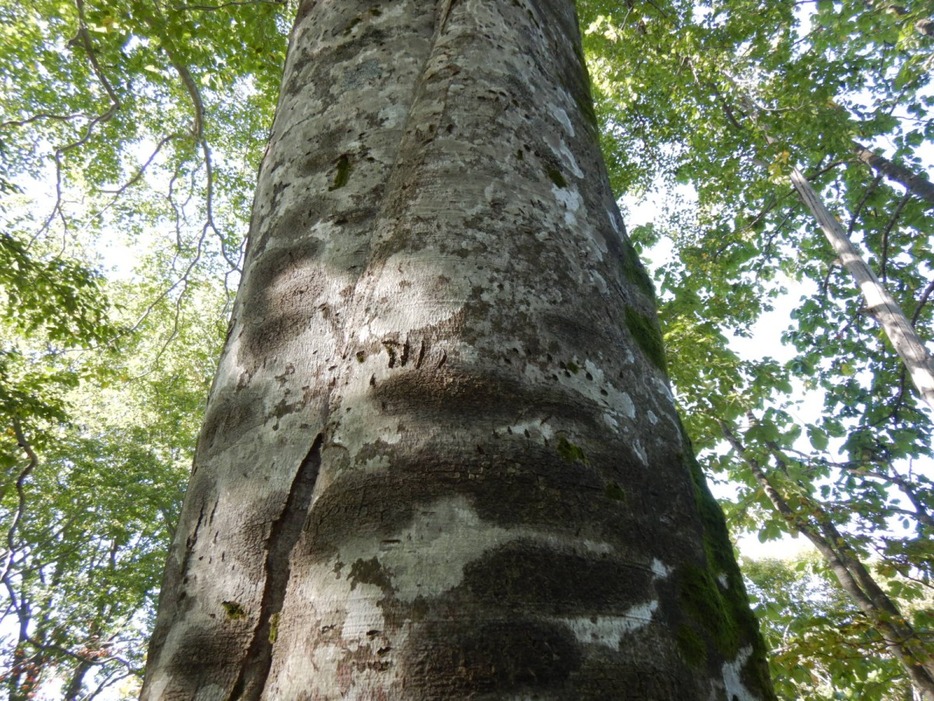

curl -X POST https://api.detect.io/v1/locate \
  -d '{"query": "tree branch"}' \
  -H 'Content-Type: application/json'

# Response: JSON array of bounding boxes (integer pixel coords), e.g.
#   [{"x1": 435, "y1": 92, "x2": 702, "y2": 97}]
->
[{"x1": 853, "y1": 141, "x2": 934, "y2": 210}]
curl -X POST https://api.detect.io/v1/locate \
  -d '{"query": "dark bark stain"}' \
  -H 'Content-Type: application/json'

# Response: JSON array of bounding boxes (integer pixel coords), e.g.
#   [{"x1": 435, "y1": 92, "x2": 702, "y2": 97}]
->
[
  {"x1": 404, "y1": 616, "x2": 581, "y2": 695},
  {"x1": 462, "y1": 542, "x2": 654, "y2": 613},
  {"x1": 240, "y1": 244, "x2": 326, "y2": 367},
  {"x1": 228, "y1": 434, "x2": 324, "y2": 700}
]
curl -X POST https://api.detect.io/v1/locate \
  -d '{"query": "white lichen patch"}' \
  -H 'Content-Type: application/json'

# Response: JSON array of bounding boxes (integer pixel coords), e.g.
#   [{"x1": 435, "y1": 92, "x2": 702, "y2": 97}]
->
[
  {"x1": 331, "y1": 496, "x2": 618, "y2": 605},
  {"x1": 651, "y1": 558, "x2": 671, "y2": 579},
  {"x1": 550, "y1": 183, "x2": 582, "y2": 227},
  {"x1": 356, "y1": 250, "x2": 468, "y2": 342},
  {"x1": 718, "y1": 573, "x2": 729, "y2": 589},
  {"x1": 503, "y1": 418, "x2": 556, "y2": 442},
  {"x1": 548, "y1": 104, "x2": 574, "y2": 136},
  {"x1": 340, "y1": 584, "x2": 387, "y2": 643},
  {"x1": 520, "y1": 358, "x2": 637, "y2": 430},
  {"x1": 378, "y1": 103, "x2": 409, "y2": 128},
  {"x1": 722, "y1": 646, "x2": 757, "y2": 701},
  {"x1": 559, "y1": 600, "x2": 658, "y2": 649},
  {"x1": 558, "y1": 139, "x2": 584, "y2": 179},
  {"x1": 589, "y1": 269, "x2": 608, "y2": 293},
  {"x1": 633, "y1": 439, "x2": 648, "y2": 466},
  {"x1": 544, "y1": 131, "x2": 584, "y2": 180},
  {"x1": 338, "y1": 496, "x2": 501, "y2": 603}
]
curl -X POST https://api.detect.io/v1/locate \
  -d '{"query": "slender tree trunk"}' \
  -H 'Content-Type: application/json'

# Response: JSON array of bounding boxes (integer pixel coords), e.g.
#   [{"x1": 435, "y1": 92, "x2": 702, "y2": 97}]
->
[
  {"x1": 722, "y1": 421, "x2": 934, "y2": 700},
  {"x1": 141, "y1": 1, "x2": 775, "y2": 698},
  {"x1": 721, "y1": 89, "x2": 934, "y2": 410},
  {"x1": 789, "y1": 167, "x2": 934, "y2": 410}
]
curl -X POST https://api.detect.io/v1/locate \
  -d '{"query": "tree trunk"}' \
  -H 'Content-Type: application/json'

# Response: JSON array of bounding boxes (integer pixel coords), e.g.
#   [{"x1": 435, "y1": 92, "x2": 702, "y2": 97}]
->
[
  {"x1": 140, "y1": 1, "x2": 775, "y2": 698},
  {"x1": 789, "y1": 167, "x2": 934, "y2": 411},
  {"x1": 721, "y1": 419, "x2": 934, "y2": 700}
]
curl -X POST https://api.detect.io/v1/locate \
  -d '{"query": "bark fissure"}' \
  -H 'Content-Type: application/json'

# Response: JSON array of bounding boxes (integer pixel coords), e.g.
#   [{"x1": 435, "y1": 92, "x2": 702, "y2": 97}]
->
[
  {"x1": 336, "y1": 2, "x2": 458, "y2": 362},
  {"x1": 228, "y1": 433, "x2": 323, "y2": 700}
]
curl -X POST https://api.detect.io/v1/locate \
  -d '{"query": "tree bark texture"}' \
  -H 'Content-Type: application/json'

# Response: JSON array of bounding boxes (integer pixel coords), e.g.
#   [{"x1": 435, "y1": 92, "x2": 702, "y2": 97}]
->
[{"x1": 141, "y1": 1, "x2": 775, "y2": 698}]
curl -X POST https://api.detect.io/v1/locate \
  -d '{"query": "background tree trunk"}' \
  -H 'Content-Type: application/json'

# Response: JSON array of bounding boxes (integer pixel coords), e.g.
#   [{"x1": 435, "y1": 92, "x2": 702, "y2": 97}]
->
[
  {"x1": 140, "y1": 0, "x2": 775, "y2": 698},
  {"x1": 789, "y1": 167, "x2": 934, "y2": 411}
]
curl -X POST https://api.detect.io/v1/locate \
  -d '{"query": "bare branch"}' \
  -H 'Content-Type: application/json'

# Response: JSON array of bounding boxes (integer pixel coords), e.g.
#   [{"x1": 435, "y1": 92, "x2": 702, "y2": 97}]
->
[
  {"x1": 853, "y1": 141, "x2": 934, "y2": 209},
  {"x1": 878, "y1": 191, "x2": 910, "y2": 283},
  {"x1": 175, "y1": 0, "x2": 284, "y2": 11}
]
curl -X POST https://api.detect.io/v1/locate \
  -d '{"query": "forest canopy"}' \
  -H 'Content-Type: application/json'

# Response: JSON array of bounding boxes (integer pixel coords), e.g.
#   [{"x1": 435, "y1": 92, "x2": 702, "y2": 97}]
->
[{"x1": 0, "y1": 0, "x2": 932, "y2": 698}]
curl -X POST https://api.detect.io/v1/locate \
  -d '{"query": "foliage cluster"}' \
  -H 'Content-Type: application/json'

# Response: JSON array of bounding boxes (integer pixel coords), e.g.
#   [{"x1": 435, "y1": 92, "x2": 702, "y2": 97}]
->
[{"x1": 0, "y1": 0, "x2": 292, "y2": 696}]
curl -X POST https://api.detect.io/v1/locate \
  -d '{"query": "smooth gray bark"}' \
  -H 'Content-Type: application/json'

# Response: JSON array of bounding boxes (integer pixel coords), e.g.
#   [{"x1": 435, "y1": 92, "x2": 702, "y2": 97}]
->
[{"x1": 141, "y1": 1, "x2": 775, "y2": 698}]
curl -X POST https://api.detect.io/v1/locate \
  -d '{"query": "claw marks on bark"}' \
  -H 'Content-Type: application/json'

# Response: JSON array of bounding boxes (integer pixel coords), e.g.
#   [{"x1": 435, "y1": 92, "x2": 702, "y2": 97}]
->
[
  {"x1": 228, "y1": 434, "x2": 324, "y2": 700},
  {"x1": 382, "y1": 338, "x2": 429, "y2": 369}
]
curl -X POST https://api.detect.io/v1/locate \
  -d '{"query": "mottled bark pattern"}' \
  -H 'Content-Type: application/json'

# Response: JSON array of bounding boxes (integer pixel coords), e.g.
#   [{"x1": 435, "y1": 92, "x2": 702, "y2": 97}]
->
[{"x1": 141, "y1": 1, "x2": 775, "y2": 699}]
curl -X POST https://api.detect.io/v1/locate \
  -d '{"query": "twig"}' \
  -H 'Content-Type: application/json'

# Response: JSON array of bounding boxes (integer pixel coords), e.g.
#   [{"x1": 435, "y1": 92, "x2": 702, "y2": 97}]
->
[{"x1": 878, "y1": 191, "x2": 910, "y2": 283}]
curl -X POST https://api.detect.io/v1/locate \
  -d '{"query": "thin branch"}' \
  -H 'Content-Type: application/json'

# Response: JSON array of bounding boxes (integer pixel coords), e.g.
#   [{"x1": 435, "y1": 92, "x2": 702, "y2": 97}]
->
[
  {"x1": 911, "y1": 278, "x2": 934, "y2": 327},
  {"x1": 32, "y1": 0, "x2": 123, "y2": 246},
  {"x1": 853, "y1": 141, "x2": 934, "y2": 209},
  {"x1": 0, "y1": 112, "x2": 89, "y2": 129},
  {"x1": 175, "y1": 0, "x2": 284, "y2": 10},
  {"x1": 847, "y1": 174, "x2": 884, "y2": 240},
  {"x1": 878, "y1": 191, "x2": 911, "y2": 284},
  {"x1": 1, "y1": 419, "x2": 38, "y2": 584}
]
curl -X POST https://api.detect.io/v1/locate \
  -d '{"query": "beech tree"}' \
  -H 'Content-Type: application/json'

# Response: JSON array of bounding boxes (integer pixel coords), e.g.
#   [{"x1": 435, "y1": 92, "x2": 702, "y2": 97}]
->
[{"x1": 139, "y1": 0, "x2": 773, "y2": 698}]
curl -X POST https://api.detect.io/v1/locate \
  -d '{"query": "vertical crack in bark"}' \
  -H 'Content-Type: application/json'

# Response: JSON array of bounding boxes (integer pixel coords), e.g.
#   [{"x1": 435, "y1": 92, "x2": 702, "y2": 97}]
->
[{"x1": 228, "y1": 434, "x2": 324, "y2": 700}]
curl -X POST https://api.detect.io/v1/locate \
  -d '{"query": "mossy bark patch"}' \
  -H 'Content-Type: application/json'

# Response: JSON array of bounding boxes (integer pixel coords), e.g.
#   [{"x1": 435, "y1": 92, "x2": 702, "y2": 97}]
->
[
  {"x1": 546, "y1": 166, "x2": 568, "y2": 188},
  {"x1": 625, "y1": 306, "x2": 668, "y2": 372},
  {"x1": 329, "y1": 154, "x2": 352, "y2": 190},
  {"x1": 556, "y1": 435, "x2": 586, "y2": 463},
  {"x1": 222, "y1": 601, "x2": 247, "y2": 620},
  {"x1": 620, "y1": 239, "x2": 656, "y2": 299},
  {"x1": 676, "y1": 625, "x2": 707, "y2": 667},
  {"x1": 678, "y1": 423, "x2": 777, "y2": 698},
  {"x1": 677, "y1": 564, "x2": 740, "y2": 658},
  {"x1": 604, "y1": 481, "x2": 625, "y2": 501}
]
